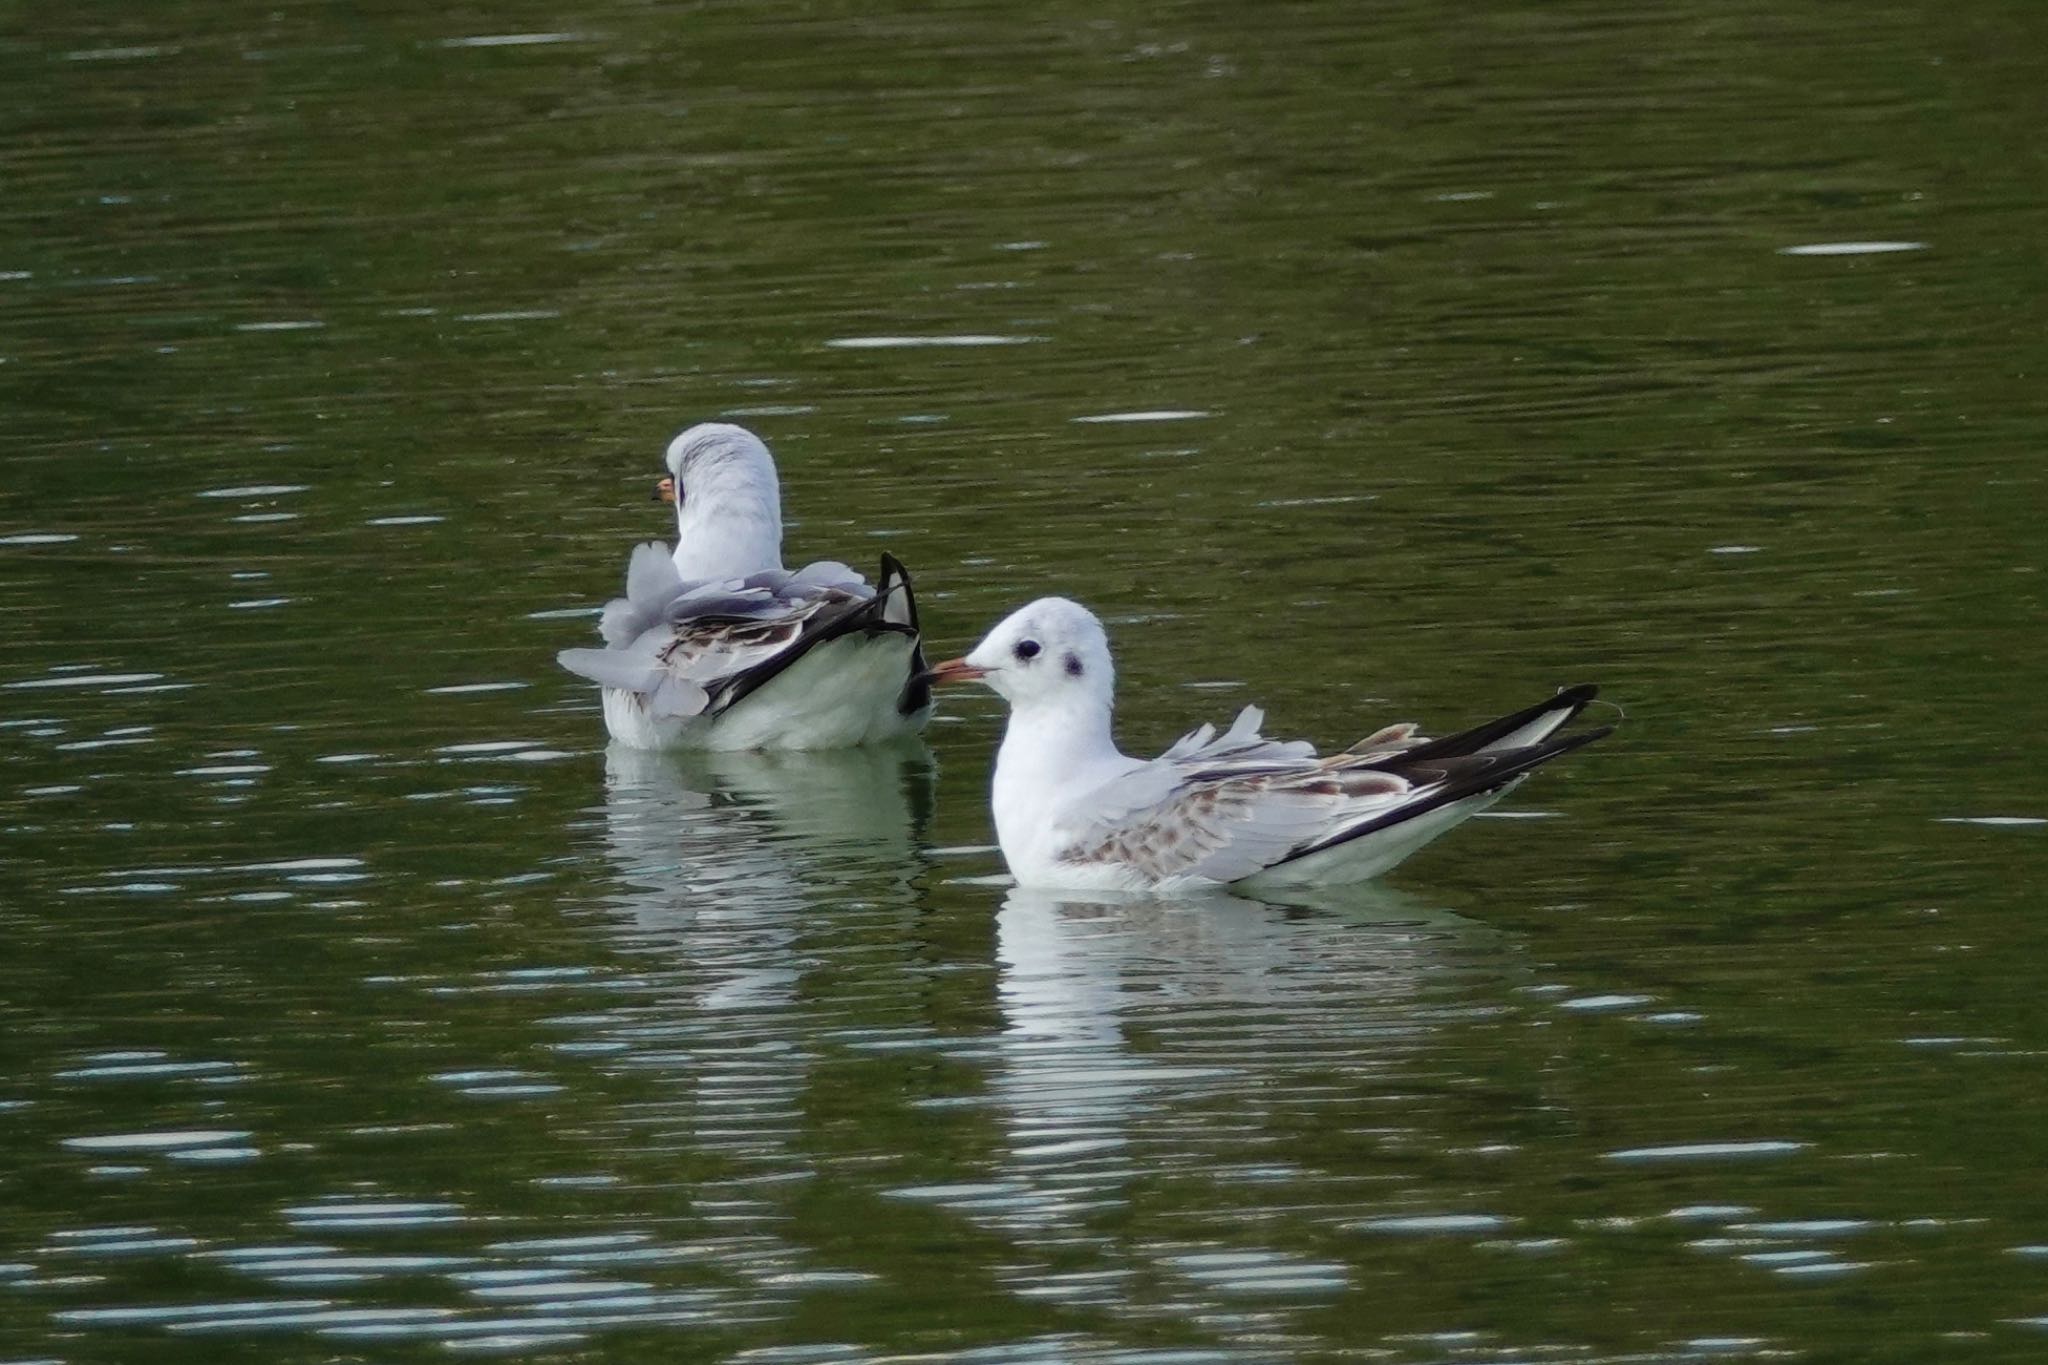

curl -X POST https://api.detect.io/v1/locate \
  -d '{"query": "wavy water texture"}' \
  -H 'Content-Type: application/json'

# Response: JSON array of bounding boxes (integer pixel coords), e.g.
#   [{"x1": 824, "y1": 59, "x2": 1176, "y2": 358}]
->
[{"x1": 4, "y1": 1, "x2": 2048, "y2": 1361}]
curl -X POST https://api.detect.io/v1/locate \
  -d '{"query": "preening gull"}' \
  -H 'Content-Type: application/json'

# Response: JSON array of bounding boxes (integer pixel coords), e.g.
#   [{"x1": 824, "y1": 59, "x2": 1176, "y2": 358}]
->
[
  {"x1": 558, "y1": 423, "x2": 932, "y2": 750},
  {"x1": 922, "y1": 597, "x2": 1611, "y2": 891}
]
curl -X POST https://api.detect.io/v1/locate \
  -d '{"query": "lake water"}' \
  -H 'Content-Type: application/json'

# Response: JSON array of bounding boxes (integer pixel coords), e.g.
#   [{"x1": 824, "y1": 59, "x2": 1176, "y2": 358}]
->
[{"x1": 5, "y1": 2, "x2": 2048, "y2": 1361}]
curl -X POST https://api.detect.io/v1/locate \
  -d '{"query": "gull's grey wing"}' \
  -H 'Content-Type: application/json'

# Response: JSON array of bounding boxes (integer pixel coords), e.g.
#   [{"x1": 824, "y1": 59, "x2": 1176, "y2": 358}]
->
[
  {"x1": 594, "y1": 544, "x2": 877, "y2": 649},
  {"x1": 564, "y1": 586, "x2": 856, "y2": 720},
  {"x1": 1157, "y1": 705, "x2": 1318, "y2": 770},
  {"x1": 704, "y1": 553, "x2": 925, "y2": 717},
  {"x1": 1052, "y1": 707, "x2": 1405, "y2": 885},
  {"x1": 560, "y1": 553, "x2": 925, "y2": 722},
  {"x1": 787, "y1": 559, "x2": 867, "y2": 592},
  {"x1": 599, "y1": 542, "x2": 687, "y2": 648},
  {"x1": 555, "y1": 643, "x2": 712, "y2": 718},
  {"x1": 1055, "y1": 699, "x2": 1609, "y2": 886}
]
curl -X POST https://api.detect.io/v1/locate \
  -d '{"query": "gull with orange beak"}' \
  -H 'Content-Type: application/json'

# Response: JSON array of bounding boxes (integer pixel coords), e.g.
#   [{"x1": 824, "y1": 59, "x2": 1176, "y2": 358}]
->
[
  {"x1": 926, "y1": 597, "x2": 1610, "y2": 892},
  {"x1": 558, "y1": 423, "x2": 932, "y2": 750}
]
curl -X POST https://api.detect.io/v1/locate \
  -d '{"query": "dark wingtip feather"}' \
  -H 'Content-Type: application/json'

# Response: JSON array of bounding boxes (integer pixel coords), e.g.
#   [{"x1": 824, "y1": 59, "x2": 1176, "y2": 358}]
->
[
  {"x1": 698, "y1": 553, "x2": 930, "y2": 717},
  {"x1": 1286, "y1": 721, "x2": 1610, "y2": 865},
  {"x1": 1529, "y1": 722, "x2": 1612, "y2": 760},
  {"x1": 1371, "y1": 683, "x2": 1604, "y2": 766},
  {"x1": 877, "y1": 552, "x2": 931, "y2": 715},
  {"x1": 876, "y1": 552, "x2": 921, "y2": 630}
]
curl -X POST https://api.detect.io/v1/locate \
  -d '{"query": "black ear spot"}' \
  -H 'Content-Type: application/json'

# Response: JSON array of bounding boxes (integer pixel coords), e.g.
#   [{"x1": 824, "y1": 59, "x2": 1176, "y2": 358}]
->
[{"x1": 1063, "y1": 652, "x2": 1083, "y2": 678}]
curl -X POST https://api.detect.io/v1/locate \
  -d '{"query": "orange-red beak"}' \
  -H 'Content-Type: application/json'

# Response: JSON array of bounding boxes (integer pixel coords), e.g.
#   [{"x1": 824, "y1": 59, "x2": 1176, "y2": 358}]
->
[
  {"x1": 918, "y1": 656, "x2": 988, "y2": 687},
  {"x1": 652, "y1": 475, "x2": 677, "y2": 504}
]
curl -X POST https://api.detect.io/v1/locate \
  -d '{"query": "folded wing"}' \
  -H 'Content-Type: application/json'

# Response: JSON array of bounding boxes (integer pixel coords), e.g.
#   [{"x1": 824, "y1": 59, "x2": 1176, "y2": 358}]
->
[
  {"x1": 1058, "y1": 690, "x2": 1608, "y2": 885},
  {"x1": 560, "y1": 545, "x2": 923, "y2": 723}
]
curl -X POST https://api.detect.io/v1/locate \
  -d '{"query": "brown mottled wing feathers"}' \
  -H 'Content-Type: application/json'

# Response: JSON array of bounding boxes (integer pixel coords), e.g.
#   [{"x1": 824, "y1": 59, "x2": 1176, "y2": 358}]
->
[{"x1": 1057, "y1": 756, "x2": 1412, "y2": 884}]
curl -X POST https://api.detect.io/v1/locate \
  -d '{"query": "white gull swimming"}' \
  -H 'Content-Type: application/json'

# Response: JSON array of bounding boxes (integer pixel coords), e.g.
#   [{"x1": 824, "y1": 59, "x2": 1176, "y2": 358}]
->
[
  {"x1": 924, "y1": 597, "x2": 1610, "y2": 891},
  {"x1": 557, "y1": 423, "x2": 931, "y2": 750}
]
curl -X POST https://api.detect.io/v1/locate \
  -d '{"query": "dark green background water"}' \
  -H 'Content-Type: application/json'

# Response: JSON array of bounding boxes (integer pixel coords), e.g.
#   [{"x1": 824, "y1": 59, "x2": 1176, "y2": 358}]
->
[{"x1": 5, "y1": 2, "x2": 2047, "y2": 1361}]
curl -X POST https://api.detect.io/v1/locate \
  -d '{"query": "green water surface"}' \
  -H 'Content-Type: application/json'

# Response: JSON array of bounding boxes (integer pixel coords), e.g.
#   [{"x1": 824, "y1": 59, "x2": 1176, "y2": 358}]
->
[{"x1": 4, "y1": 2, "x2": 2048, "y2": 1361}]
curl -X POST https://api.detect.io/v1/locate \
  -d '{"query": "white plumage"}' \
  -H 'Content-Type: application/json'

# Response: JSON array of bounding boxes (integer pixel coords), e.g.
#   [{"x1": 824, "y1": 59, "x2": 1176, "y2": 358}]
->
[
  {"x1": 558, "y1": 423, "x2": 931, "y2": 750},
  {"x1": 926, "y1": 597, "x2": 1609, "y2": 892}
]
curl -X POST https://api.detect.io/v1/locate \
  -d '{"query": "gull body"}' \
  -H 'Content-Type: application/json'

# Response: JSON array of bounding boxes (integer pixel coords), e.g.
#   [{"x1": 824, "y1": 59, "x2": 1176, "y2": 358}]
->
[
  {"x1": 928, "y1": 598, "x2": 1610, "y2": 892},
  {"x1": 559, "y1": 423, "x2": 932, "y2": 751}
]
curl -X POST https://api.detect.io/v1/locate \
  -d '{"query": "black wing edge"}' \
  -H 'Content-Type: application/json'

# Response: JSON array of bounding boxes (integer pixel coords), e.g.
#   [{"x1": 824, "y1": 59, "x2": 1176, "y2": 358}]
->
[
  {"x1": 882, "y1": 553, "x2": 935, "y2": 716},
  {"x1": 705, "y1": 553, "x2": 928, "y2": 716},
  {"x1": 1366, "y1": 683, "x2": 1600, "y2": 766},
  {"x1": 1283, "y1": 722, "x2": 1613, "y2": 864}
]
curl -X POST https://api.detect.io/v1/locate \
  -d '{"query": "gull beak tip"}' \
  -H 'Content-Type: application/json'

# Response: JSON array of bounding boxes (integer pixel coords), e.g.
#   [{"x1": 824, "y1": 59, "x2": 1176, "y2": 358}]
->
[
  {"x1": 916, "y1": 657, "x2": 988, "y2": 687},
  {"x1": 652, "y1": 476, "x2": 676, "y2": 504}
]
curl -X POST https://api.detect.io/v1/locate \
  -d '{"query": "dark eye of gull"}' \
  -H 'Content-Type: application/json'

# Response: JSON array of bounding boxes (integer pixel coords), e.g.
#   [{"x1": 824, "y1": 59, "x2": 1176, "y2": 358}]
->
[{"x1": 1014, "y1": 639, "x2": 1041, "y2": 661}]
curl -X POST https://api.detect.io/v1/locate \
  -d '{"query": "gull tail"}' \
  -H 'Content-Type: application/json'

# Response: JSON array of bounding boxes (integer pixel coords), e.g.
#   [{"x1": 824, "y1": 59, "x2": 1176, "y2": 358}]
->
[
  {"x1": 1245, "y1": 706, "x2": 1612, "y2": 890},
  {"x1": 1359, "y1": 684, "x2": 1600, "y2": 765}
]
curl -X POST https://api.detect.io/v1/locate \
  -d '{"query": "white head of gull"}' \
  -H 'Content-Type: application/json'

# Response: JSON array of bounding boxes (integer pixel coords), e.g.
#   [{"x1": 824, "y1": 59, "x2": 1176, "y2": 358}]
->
[
  {"x1": 962, "y1": 596, "x2": 1116, "y2": 715},
  {"x1": 558, "y1": 421, "x2": 931, "y2": 751},
  {"x1": 925, "y1": 597, "x2": 1610, "y2": 892},
  {"x1": 661, "y1": 422, "x2": 785, "y2": 580}
]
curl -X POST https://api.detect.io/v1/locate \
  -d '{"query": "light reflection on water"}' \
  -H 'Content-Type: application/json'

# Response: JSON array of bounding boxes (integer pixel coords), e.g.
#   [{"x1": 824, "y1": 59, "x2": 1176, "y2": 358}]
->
[
  {"x1": 7, "y1": 0, "x2": 2048, "y2": 1359},
  {"x1": 4, "y1": 714, "x2": 1541, "y2": 1355},
  {"x1": 6, "y1": 541, "x2": 2047, "y2": 1365}
]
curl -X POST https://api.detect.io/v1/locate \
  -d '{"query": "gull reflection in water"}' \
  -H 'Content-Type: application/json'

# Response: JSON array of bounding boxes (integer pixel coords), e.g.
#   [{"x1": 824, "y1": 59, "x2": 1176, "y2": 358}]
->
[
  {"x1": 576, "y1": 740, "x2": 935, "y2": 1301},
  {"x1": 592, "y1": 738, "x2": 934, "y2": 1020},
  {"x1": 595, "y1": 738, "x2": 935, "y2": 930},
  {"x1": 958, "y1": 884, "x2": 1490, "y2": 1306}
]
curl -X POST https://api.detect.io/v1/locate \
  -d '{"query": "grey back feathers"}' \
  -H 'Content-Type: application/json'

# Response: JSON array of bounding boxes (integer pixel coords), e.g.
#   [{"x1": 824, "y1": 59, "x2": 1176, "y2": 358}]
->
[
  {"x1": 1158, "y1": 705, "x2": 1316, "y2": 766},
  {"x1": 559, "y1": 541, "x2": 896, "y2": 721}
]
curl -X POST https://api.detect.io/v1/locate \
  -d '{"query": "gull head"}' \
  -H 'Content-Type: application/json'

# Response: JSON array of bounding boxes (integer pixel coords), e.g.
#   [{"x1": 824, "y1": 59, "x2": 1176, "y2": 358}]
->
[
  {"x1": 660, "y1": 422, "x2": 784, "y2": 578},
  {"x1": 927, "y1": 597, "x2": 1117, "y2": 711}
]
